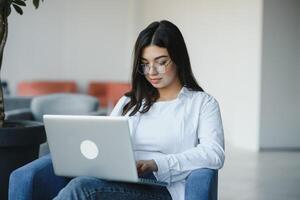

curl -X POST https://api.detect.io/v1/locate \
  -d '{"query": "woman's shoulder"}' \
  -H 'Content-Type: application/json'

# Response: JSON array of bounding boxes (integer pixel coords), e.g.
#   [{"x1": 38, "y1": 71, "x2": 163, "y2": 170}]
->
[
  {"x1": 184, "y1": 88, "x2": 219, "y2": 107},
  {"x1": 117, "y1": 95, "x2": 130, "y2": 104},
  {"x1": 110, "y1": 96, "x2": 131, "y2": 116},
  {"x1": 184, "y1": 87, "x2": 215, "y2": 100},
  {"x1": 115, "y1": 95, "x2": 132, "y2": 109}
]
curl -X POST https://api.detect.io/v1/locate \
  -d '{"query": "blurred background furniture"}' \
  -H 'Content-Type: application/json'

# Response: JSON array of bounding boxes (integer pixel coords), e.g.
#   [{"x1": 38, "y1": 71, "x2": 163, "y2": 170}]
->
[
  {"x1": 6, "y1": 80, "x2": 131, "y2": 115},
  {"x1": 88, "y1": 81, "x2": 131, "y2": 109},
  {"x1": 4, "y1": 96, "x2": 32, "y2": 112},
  {"x1": 9, "y1": 154, "x2": 218, "y2": 200},
  {"x1": 5, "y1": 93, "x2": 102, "y2": 157},
  {"x1": 17, "y1": 81, "x2": 78, "y2": 96},
  {"x1": 5, "y1": 93, "x2": 101, "y2": 122}
]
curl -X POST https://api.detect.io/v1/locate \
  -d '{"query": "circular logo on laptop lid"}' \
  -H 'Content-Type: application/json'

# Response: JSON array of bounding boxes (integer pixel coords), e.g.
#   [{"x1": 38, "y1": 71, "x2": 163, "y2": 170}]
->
[{"x1": 80, "y1": 140, "x2": 99, "y2": 159}]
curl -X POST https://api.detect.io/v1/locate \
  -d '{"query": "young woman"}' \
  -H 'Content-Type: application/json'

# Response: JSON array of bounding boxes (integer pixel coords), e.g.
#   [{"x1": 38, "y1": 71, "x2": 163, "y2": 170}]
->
[{"x1": 54, "y1": 20, "x2": 225, "y2": 200}]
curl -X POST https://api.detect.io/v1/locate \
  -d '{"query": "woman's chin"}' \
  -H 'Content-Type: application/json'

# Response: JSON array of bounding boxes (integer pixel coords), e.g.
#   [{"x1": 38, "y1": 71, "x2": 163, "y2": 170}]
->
[{"x1": 151, "y1": 82, "x2": 163, "y2": 88}]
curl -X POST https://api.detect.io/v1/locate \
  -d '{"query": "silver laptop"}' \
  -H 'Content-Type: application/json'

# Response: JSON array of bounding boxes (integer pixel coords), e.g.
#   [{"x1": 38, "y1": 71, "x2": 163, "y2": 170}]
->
[{"x1": 43, "y1": 115, "x2": 167, "y2": 187}]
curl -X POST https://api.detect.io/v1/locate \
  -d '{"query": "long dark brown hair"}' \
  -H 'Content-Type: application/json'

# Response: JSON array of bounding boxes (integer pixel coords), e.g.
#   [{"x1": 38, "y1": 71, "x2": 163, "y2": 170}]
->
[{"x1": 122, "y1": 20, "x2": 204, "y2": 116}]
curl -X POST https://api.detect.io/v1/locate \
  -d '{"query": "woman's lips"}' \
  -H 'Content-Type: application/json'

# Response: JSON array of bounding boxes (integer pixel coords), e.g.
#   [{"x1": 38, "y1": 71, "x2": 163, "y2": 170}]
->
[{"x1": 150, "y1": 78, "x2": 162, "y2": 84}]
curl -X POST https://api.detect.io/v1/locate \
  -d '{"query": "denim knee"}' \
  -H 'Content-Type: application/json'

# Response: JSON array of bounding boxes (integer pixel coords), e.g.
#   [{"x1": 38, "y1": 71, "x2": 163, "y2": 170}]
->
[
  {"x1": 54, "y1": 176, "x2": 106, "y2": 200},
  {"x1": 185, "y1": 168, "x2": 218, "y2": 200}
]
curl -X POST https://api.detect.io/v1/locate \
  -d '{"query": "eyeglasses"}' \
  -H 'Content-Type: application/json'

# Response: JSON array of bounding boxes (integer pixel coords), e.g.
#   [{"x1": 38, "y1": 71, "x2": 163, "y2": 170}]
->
[{"x1": 139, "y1": 59, "x2": 172, "y2": 75}]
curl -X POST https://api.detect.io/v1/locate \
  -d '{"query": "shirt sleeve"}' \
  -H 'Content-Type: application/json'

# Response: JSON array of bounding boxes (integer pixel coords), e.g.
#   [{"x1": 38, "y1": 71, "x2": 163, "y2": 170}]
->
[
  {"x1": 109, "y1": 96, "x2": 130, "y2": 116},
  {"x1": 153, "y1": 95, "x2": 225, "y2": 184}
]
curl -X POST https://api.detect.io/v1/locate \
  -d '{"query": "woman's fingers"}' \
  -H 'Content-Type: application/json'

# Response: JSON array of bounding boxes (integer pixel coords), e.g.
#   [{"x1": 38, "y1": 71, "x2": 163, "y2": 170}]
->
[
  {"x1": 136, "y1": 160, "x2": 151, "y2": 175},
  {"x1": 136, "y1": 160, "x2": 143, "y2": 169}
]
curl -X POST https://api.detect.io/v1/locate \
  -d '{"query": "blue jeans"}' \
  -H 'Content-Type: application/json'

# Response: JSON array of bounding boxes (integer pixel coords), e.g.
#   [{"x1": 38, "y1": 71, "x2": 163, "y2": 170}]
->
[
  {"x1": 185, "y1": 169, "x2": 218, "y2": 200},
  {"x1": 53, "y1": 173, "x2": 171, "y2": 200},
  {"x1": 54, "y1": 169, "x2": 217, "y2": 200}
]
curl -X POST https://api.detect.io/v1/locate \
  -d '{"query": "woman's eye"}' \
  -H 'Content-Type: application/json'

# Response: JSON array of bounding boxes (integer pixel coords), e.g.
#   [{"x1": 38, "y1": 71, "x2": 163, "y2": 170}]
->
[{"x1": 158, "y1": 61, "x2": 167, "y2": 65}]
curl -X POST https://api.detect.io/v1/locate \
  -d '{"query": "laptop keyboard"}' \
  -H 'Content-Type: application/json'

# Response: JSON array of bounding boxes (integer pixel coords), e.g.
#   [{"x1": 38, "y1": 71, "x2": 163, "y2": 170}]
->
[{"x1": 138, "y1": 178, "x2": 168, "y2": 186}]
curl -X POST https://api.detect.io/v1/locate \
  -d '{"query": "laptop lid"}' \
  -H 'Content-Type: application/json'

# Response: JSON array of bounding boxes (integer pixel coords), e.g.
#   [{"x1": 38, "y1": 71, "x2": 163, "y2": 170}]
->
[{"x1": 43, "y1": 115, "x2": 139, "y2": 183}]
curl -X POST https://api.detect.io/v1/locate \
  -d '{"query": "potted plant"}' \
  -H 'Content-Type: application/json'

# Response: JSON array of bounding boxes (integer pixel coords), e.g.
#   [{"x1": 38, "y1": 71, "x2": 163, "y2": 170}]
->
[{"x1": 0, "y1": 1, "x2": 46, "y2": 199}]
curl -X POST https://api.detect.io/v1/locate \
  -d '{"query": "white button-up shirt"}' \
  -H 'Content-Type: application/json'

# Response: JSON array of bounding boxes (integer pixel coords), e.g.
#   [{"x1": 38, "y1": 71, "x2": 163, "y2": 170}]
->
[{"x1": 110, "y1": 87, "x2": 225, "y2": 200}]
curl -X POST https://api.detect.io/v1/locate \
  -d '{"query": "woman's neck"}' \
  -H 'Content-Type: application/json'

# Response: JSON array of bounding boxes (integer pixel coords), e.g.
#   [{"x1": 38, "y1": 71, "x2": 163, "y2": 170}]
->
[{"x1": 157, "y1": 81, "x2": 183, "y2": 101}]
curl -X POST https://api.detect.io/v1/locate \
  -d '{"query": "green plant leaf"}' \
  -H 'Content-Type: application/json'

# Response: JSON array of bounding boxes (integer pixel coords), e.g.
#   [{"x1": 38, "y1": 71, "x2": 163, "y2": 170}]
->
[
  {"x1": 33, "y1": 0, "x2": 39, "y2": 9},
  {"x1": 12, "y1": 0, "x2": 26, "y2": 7},
  {"x1": 13, "y1": 4, "x2": 23, "y2": 15}
]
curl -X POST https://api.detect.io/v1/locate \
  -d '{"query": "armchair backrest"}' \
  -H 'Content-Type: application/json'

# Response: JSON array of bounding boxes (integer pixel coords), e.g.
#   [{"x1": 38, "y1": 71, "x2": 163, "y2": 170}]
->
[
  {"x1": 17, "y1": 81, "x2": 78, "y2": 96},
  {"x1": 88, "y1": 82, "x2": 131, "y2": 108},
  {"x1": 30, "y1": 93, "x2": 99, "y2": 122}
]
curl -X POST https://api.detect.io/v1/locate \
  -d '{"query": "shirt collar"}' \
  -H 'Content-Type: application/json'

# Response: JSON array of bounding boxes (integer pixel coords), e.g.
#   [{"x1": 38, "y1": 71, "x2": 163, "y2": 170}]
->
[{"x1": 177, "y1": 86, "x2": 191, "y2": 100}]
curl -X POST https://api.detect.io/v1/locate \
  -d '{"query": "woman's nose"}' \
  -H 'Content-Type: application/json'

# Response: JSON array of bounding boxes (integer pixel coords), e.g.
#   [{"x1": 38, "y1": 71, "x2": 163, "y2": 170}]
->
[{"x1": 148, "y1": 65, "x2": 158, "y2": 75}]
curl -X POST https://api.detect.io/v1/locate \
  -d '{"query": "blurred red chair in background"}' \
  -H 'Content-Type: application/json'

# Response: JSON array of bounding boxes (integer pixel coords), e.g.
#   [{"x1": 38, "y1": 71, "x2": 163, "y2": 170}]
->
[
  {"x1": 17, "y1": 81, "x2": 78, "y2": 96},
  {"x1": 88, "y1": 81, "x2": 131, "y2": 108}
]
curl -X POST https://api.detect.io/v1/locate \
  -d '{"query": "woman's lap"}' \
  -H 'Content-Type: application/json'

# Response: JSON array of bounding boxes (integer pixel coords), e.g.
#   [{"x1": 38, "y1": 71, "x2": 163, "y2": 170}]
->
[{"x1": 54, "y1": 176, "x2": 171, "y2": 200}]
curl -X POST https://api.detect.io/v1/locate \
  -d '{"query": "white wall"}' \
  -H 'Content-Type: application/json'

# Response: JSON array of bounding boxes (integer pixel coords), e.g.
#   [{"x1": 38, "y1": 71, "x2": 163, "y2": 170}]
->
[
  {"x1": 260, "y1": 0, "x2": 300, "y2": 149},
  {"x1": 3, "y1": 0, "x2": 268, "y2": 151},
  {"x1": 2, "y1": 0, "x2": 134, "y2": 93},
  {"x1": 135, "y1": 0, "x2": 263, "y2": 151}
]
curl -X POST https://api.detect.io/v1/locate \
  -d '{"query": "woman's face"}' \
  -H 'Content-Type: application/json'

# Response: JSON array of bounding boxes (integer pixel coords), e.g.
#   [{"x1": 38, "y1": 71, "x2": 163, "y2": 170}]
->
[{"x1": 141, "y1": 45, "x2": 179, "y2": 90}]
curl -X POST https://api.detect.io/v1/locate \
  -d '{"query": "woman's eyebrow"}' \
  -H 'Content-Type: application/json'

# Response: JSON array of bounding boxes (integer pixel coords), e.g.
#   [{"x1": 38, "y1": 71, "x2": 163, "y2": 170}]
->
[{"x1": 141, "y1": 55, "x2": 169, "y2": 61}]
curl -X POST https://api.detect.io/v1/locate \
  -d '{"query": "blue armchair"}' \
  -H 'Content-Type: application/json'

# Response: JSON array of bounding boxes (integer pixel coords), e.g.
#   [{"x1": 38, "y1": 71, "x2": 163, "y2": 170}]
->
[
  {"x1": 9, "y1": 155, "x2": 218, "y2": 200},
  {"x1": 9, "y1": 154, "x2": 70, "y2": 200}
]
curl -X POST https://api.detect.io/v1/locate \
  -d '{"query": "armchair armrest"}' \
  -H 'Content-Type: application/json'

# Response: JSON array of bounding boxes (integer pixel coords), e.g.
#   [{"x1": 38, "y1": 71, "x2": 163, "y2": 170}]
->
[
  {"x1": 5, "y1": 108, "x2": 33, "y2": 121},
  {"x1": 9, "y1": 154, "x2": 70, "y2": 200}
]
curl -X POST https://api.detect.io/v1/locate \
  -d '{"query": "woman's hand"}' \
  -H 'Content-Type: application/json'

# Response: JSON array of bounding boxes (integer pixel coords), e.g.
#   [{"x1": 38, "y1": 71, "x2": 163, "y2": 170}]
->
[{"x1": 136, "y1": 160, "x2": 158, "y2": 176}]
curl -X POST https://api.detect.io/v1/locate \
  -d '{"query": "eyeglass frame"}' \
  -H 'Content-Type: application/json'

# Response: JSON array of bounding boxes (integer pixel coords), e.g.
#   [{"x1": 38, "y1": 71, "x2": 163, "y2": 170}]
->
[{"x1": 138, "y1": 59, "x2": 173, "y2": 75}]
